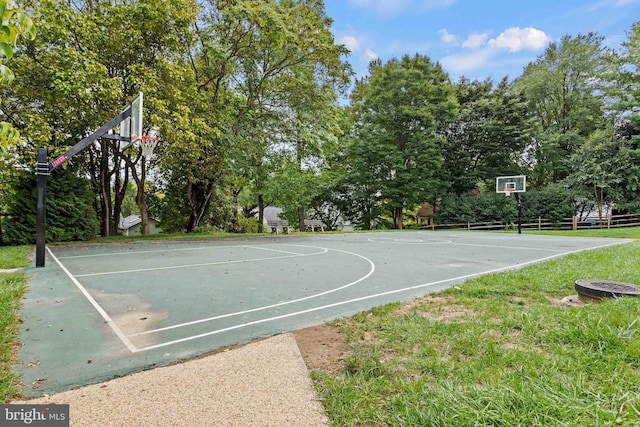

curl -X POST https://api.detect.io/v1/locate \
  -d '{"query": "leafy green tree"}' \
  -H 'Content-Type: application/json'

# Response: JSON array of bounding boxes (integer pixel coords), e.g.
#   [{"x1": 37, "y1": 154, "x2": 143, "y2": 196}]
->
[
  {"x1": 608, "y1": 21, "x2": 640, "y2": 211},
  {"x1": 565, "y1": 126, "x2": 633, "y2": 220},
  {"x1": 263, "y1": 160, "x2": 320, "y2": 225},
  {"x1": 0, "y1": 0, "x2": 35, "y2": 82},
  {"x1": 514, "y1": 33, "x2": 611, "y2": 187},
  {"x1": 0, "y1": 0, "x2": 35, "y2": 154},
  {"x1": 610, "y1": 22, "x2": 640, "y2": 126},
  {"x1": 348, "y1": 54, "x2": 458, "y2": 229},
  {"x1": 0, "y1": 0, "x2": 34, "y2": 236},
  {"x1": 335, "y1": 125, "x2": 387, "y2": 230},
  {"x1": 444, "y1": 77, "x2": 531, "y2": 194},
  {"x1": 520, "y1": 184, "x2": 575, "y2": 224},
  {"x1": 3, "y1": 0, "x2": 198, "y2": 236},
  {"x1": 219, "y1": 0, "x2": 349, "y2": 232}
]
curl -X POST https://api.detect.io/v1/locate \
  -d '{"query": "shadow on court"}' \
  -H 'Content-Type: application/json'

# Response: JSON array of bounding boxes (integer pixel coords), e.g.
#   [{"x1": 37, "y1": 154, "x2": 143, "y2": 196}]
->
[{"x1": 17, "y1": 231, "x2": 631, "y2": 396}]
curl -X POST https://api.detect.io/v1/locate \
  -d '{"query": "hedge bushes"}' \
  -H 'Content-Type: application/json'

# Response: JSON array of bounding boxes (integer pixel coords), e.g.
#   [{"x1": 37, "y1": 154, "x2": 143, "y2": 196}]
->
[
  {"x1": 2, "y1": 166, "x2": 99, "y2": 245},
  {"x1": 434, "y1": 185, "x2": 575, "y2": 225}
]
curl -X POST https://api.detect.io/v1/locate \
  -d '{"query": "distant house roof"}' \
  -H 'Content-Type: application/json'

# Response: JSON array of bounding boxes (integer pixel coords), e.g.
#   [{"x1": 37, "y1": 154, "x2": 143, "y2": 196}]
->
[
  {"x1": 263, "y1": 207, "x2": 284, "y2": 222},
  {"x1": 416, "y1": 203, "x2": 434, "y2": 218},
  {"x1": 118, "y1": 214, "x2": 142, "y2": 230}
]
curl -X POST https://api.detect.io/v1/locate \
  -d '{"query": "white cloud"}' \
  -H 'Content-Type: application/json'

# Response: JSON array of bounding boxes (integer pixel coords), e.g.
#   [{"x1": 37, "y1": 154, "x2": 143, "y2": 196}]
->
[
  {"x1": 338, "y1": 36, "x2": 361, "y2": 53},
  {"x1": 360, "y1": 48, "x2": 379, "y2": 64},
  {"x1": 489, "y1": 27, "x2": 551, "y2": 52},
  {"x1": 462, "y1": 33, "x2": 489, "y2": 49},
  {"x1": 439, "y1": 29, "x2": 458, "y2": 44},
  {"x1": 440, "y1": 48, "x2": 495, "y2": 74}
]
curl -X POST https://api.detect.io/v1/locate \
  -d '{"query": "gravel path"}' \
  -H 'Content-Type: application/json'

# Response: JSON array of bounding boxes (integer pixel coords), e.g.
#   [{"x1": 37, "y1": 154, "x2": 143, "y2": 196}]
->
[{"x1": 15, "y1": 333, "x2": 329, "y2": 426}]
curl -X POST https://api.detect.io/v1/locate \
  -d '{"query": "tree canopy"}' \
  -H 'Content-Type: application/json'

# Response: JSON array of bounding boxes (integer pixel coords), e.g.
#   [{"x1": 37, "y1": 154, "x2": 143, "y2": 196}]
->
[{"x1": 1, "y1": 2, "x2": 640, "y2": 240}]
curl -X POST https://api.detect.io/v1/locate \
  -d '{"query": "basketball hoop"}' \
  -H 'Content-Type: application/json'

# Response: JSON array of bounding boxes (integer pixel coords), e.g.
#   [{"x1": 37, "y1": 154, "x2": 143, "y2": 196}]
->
[
  {"x1": 139, "y1": 135, "x2": 158, "y2": 157},
  {"x1": 139, "y1": 127, "x2": 159, "y2": 157},
  {"x1": 504, "y1": 188, "x2": 513, "y2": 197}
]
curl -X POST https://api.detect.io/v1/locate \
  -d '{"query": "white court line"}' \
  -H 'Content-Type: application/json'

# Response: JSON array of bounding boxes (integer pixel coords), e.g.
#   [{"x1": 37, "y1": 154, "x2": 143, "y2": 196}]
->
[
  {"x1": 242, "y1": 245, "x2": 306, "y2": 256},
  {"x1": 55, "y1": 245, "x2": 238, "y2": 259},
  {"x1": 369, "y1": 236, "x2": 569, "y2": 252},
  {"x1": 56, "y1": 243, "x2": 301, "y2": 259},
  {"x1": 368, "y1": 238, "x2": 452, "y2": 244},
  {"x1": 58, "y1": 245, "x2": 310, "y2": 259},
  {"x1": 134, "y1": 239, "x2": 631, "y2": 352},
  {"x1": 74, "y1": 248, "x2": 327, "y2": 277},
  {"x1": 450, "y1": 242, "x2": 567, "y2": 252},
  {"x1": 131, "y1": 246, "x2": 375, "y2": 337},
  {"x1": 46, "y1": 247, "x2": 138, "y2": 353}
]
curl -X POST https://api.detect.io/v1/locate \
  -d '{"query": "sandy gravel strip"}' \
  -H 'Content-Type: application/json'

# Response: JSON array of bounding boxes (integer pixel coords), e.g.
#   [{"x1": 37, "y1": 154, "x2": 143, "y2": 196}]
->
[{"x1": 15, "y1": 333, "x2": 329, "y2": 427}]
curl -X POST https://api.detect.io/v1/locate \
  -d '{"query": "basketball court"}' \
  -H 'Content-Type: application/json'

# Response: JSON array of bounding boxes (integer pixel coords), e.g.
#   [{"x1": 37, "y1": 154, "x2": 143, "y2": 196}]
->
[{"x1": 18, "y1": 231, "x2": 631, "y2": 396}]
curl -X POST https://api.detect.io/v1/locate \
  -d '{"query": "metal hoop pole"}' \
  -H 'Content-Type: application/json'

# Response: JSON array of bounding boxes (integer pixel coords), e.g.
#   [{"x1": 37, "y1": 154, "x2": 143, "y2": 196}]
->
[
  {"x1": 36, "y1": 148, "x2": 48, "y2": 267},
  {"x1": 516, "y1": 193, "x2": 522, "y2": 234}
]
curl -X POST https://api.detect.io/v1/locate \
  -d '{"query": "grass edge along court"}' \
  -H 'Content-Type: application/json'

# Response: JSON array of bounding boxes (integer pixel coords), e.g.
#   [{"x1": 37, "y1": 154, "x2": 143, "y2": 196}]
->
[
  {"x1": 1, "y1": 232, "x2": 640, "y2": 426},
  {"x1": 314, "y1": 235, "x2": 640, "y2": 426}
]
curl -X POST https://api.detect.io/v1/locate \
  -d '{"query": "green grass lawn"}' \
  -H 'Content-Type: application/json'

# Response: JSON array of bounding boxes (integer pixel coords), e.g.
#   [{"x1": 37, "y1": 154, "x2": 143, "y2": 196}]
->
[
  {"x1": 314, "y1": 235, "x2": 640, "y2": 426},
  {"x1": 0, "y1": 245, "x2": 31, "y2": 270},
  {"x1": 0, "y1": 245, "x2": 30, "y2": 402}
]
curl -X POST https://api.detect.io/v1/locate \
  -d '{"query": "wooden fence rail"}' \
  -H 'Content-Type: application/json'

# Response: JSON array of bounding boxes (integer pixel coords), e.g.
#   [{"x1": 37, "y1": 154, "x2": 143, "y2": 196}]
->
[{"x1": 422, "y1": 212, "x2": 640, "y2": 232}]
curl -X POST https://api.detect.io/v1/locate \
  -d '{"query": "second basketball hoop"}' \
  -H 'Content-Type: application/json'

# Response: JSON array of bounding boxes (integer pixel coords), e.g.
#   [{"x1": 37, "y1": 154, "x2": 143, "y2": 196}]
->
[{"x1": 496, "y1": 175, "x2": 526, "y2": 196}]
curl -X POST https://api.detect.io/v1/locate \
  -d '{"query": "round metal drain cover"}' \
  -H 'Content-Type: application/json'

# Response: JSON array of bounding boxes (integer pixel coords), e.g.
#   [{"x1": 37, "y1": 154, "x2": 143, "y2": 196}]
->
[{"x1": 575, "y1": 279, "x2": 640, "y2": 301}]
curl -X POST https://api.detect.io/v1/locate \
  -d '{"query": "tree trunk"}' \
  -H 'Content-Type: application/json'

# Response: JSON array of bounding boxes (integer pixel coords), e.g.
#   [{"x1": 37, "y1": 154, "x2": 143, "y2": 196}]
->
[
  {"x1": 137, "y1": 185, "x2": 150, "y2": 235},
  {"x1": 186, "y1": 180, "x2": 216, "y2": 233},
  {"x1": 258, "y1": 194, "x2": 265, "y2": 233},
  {"x1": 298, "y1": 206, "x2": 305, "y2": 231},
  {"x1": 122, "y1": 150, "x2": 149, "y2": 236},
  {"x1": 112, "y1": 153, "x2": 129, "y2": 235},
  {"x1": 394, "y1": 207, "x2": 404, "y2": 230},
  {"x1": 99, "y1": 143, "x2": 112, "y2": 236},
  {"x1": 230, "y1": 188, "x2": 241, "y2": 232}
]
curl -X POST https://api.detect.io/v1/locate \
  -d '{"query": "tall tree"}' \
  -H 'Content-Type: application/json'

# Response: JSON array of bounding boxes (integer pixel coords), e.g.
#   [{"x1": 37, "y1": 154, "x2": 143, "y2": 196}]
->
[
  {"x1": 444, "y1": 77, "x2": 531, "y2": 194},
  {"x1": 1, "y1": 0, "x2": 121, "y2": 235},
  {"x1": 348, "y1": 54, "x2": 457, "y2": 229},
  {"x1": 2, "y1": 0, "x2": 198, "y2": 236},
  {"x1": 565, "y1": 126, "x2": 633, "y2": 220},
  {"x1": 514, "y1": 33, "x2": 611, "y2": 187},
  {"x1": 163, "y1": 0, "x2": 349, "y2": 232},
  {"x1": 614, "y1": 21, "x2": 640, "y2": 210},
  {"x1": 0, "y1": 0, "x2": 35, "y2": 153}
]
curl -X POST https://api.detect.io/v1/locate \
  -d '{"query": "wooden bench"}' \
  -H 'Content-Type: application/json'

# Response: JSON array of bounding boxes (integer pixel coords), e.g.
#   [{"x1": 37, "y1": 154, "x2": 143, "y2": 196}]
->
[
  {"x1": 304, "y1": 219, "x2": 324, "y2": 233},
  {"x1": 267, "y1": 220, "x2": 293, "y2": 234}
]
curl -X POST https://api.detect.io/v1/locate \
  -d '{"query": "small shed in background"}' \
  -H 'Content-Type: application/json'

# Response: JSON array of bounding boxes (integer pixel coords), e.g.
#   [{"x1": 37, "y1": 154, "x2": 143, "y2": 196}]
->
[
  {"x1": 118, "y1": 214, "x2": 163, "y2": 236},
  {"x1": 416, "y1": 203, "x2": 435, "y2": 227}
]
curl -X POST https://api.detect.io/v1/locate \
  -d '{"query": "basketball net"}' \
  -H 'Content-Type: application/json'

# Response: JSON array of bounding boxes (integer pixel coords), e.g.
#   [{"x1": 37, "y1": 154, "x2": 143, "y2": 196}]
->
[
  {"x1": 505, "y1": 188, "x2": 513, "y2": 197},
  {"x1": 139, "y1": 134, "x2": 158, "y2": 158}
]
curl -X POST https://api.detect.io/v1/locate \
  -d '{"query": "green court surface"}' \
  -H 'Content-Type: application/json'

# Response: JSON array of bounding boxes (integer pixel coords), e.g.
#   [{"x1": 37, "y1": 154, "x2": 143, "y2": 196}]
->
[{"x1": 17, "y1": 231, "x2": 631, "y2": 396}]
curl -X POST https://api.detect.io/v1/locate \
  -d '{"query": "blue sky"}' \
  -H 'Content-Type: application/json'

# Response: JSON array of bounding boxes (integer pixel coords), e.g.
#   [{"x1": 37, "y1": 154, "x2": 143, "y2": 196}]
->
[{"x1": 325, "y1": 0, "x2": 640, "y2": 82}]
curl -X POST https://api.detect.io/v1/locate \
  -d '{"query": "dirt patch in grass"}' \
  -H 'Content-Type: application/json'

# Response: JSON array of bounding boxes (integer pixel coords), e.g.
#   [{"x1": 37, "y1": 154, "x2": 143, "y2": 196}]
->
[
  {"x1": 549, "y1": 294, "x2": 584, "y2": 307},
  {"x1": 396, "y1": 296, "x2": 480, "y2": 322},
  {"x1": 292, "y1": 324, "x2": 348, "y2": 376},
  {"x1": 293, "y1": 296, "x2": 483, "y2": 376}
]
